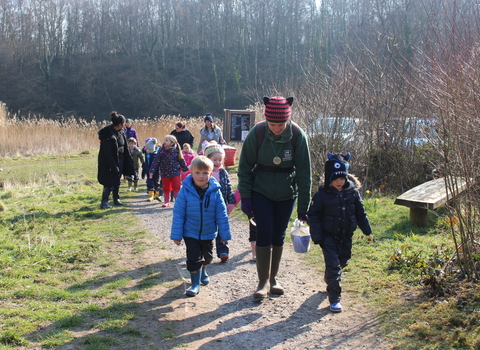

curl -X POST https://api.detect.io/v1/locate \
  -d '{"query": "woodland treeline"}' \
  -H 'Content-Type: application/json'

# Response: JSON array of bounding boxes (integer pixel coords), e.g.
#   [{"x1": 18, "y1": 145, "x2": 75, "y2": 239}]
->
[{"x1": 0, "y1": 0, "x2": 477, "y2": 120}]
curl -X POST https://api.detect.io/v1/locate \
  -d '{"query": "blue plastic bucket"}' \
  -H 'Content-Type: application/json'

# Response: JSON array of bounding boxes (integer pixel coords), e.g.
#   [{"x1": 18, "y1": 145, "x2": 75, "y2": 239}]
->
[{"x1": 292, "y1": 234, "x2": 311, "y2": 253}]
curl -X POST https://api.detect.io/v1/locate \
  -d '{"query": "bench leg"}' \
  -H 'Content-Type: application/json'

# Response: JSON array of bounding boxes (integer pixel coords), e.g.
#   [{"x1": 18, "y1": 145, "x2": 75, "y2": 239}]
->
[{"x1": 410, "y1": 208, "x2": 428, "y2": 227}]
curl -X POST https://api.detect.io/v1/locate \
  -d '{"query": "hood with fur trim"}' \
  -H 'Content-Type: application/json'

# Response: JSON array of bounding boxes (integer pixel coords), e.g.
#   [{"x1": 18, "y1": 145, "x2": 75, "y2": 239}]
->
[{"x1": 317, "y1": 173, "x2": 362, "y2": 192}]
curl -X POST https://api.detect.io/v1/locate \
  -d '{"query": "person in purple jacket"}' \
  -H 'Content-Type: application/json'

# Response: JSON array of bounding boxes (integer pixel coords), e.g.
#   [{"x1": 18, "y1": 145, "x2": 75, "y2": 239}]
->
[
  {"x1": 124, "y1": 119, "x2": 139, "y2": 146},
  {"x1": 171, "y1": 156, "x2": 231, "y2": 297}
]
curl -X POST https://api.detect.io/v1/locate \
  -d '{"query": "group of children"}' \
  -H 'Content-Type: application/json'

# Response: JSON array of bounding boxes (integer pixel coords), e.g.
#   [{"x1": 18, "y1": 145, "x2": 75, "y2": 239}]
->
[
  {"x1": 123, "y1": 128, "x2": 371, "y2": 312},
  {"x1": 125, "y1": 135, "x2": 195, "y2": 206},
  {"x1": 125, "y1": 132, "x2": 243, "y2": 266}
]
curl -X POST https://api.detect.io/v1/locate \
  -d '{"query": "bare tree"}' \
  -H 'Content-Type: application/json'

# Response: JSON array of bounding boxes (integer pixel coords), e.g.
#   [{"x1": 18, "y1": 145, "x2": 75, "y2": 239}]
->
[{"x1": 411, "y1": 0, "x2": 480, "y2": 280}]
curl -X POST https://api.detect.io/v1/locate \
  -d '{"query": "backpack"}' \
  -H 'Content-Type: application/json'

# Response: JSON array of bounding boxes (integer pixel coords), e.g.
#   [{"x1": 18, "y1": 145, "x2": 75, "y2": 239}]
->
[{"x1": 255, "y1": 120, "x2": 300, "y2": 151}]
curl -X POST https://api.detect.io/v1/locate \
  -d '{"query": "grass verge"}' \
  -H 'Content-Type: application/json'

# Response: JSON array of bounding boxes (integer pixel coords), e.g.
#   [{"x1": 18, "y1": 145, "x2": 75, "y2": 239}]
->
[
  {"x1": 0, "y1": 152, "x2": 180, "y2": 349},
  {"x1": 301, "y1": 194, "x2": 480, "y2": 349}
]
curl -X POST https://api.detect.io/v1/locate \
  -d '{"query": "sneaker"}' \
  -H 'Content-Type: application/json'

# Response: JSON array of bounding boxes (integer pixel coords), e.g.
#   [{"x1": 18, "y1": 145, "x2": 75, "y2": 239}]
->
[
  {"x1": 155, "y1": 196, "x2": 163, "y2": 202},
  {"x1": 220, "y1": 253, "x2": 229, "y2": 262},
  {"x1": 162, "y1": 203, "x2": 170, "y2": 208},
  {"x1": 330, "y1": 302, "x2": 342, "y2": 313},
  {"x1": 127, "y1": 187, "x2": 132, "y2": 192},
  {"x1": 133, "y1": 188, "x2": 138, "y2": 192}
]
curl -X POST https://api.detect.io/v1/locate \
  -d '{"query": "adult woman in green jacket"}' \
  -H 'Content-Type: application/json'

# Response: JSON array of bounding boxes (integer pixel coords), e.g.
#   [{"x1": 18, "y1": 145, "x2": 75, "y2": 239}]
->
[{"x1": 237, "y1": 96, "x2": 312, "y2": 301}]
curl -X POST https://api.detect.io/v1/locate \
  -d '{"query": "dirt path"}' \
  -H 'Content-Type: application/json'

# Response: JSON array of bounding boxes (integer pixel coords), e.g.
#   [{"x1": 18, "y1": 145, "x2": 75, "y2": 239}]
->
[{"x1": 124, "y1": 190, "x2": 392, "y2": 350}]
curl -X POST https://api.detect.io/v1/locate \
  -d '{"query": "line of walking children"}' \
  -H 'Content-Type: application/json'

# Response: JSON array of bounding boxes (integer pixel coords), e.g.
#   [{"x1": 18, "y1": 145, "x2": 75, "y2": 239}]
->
[{"x1": 107, "y1": 114, "x2": 373, "y2": 313}]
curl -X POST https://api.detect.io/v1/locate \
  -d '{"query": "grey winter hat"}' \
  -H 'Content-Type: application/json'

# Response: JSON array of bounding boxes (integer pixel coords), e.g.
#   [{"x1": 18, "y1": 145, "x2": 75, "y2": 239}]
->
[{"x1": 146, "y1": 138, "x2": 157, "y2": 151}]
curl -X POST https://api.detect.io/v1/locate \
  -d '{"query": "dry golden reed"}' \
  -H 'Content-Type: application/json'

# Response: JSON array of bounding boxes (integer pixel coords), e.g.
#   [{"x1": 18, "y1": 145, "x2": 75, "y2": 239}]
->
[
  {"x1": 0, "y1": 112, "x2": 212, "y2": 158},
  {"x1": 0, "y1": 102, "x2": 7, "y2": 152},
  {"x1": 0, "y1": 102, "x2": 5, "y2": 123}
]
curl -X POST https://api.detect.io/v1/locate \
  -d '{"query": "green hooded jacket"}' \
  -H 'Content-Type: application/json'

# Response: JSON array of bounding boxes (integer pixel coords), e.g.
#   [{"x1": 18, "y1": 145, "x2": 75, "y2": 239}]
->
[{"x1": 237, "y1": 120, "x2": 312, "y2": 214}]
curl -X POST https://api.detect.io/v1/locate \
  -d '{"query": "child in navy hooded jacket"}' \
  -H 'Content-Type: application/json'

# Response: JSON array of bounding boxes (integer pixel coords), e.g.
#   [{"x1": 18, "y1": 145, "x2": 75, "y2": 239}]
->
[
  {"x1": 171, "y1": 156, "x2": 231, "y2": 297},
  {"x1": 308, "y1": 153, "x2": 372, "y2": 313}
]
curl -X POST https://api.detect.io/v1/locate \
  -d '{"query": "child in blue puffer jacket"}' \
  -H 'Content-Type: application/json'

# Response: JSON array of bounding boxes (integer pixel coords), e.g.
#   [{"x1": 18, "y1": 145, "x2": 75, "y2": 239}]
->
[{"x1": 171, "y1": 156, "x2": 231, "y2": 297}]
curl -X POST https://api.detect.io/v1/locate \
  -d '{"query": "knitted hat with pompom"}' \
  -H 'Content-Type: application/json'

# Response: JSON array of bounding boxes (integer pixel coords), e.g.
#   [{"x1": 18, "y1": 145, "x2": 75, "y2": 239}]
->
[{"x1": 146, "y1": 138, "x2": 157, "y2": 151}]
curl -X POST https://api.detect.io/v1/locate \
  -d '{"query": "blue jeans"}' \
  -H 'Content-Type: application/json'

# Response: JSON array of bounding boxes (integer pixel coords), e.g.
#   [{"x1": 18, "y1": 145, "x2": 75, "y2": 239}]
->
[{"x1": 251, "y1": 191, "x2": 295, "y2": 247}]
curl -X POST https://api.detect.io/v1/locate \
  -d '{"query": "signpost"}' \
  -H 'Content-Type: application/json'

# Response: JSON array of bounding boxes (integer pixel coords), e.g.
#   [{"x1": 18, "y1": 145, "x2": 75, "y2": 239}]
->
[{"x1": 223, "y1": 109, "x2": 256, "y2": 143}]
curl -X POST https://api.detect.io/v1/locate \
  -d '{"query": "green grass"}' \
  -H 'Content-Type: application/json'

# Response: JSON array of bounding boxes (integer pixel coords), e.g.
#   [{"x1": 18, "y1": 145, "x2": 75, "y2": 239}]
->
[
  {"x1": 1, "y1": 151, "x2": 479, "y2": 349},
  {"x1": 300, "y1": 193, "x2": 480, "y2": 349},
  {"x1": 0, "y1": 150, "x2": 97, "y2": 186},
  {"x1": 0, "y1": 151, "x2": 168, "y2": 348}
]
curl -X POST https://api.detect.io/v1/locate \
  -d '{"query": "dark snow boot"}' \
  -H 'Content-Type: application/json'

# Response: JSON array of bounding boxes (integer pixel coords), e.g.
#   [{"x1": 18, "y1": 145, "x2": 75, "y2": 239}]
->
[
  {"x1": 253, "y1": 246, "x2": 272, "y2": 301},
  {"x1": 270, "y1": 246, "x2": 284, "y2": 295}
]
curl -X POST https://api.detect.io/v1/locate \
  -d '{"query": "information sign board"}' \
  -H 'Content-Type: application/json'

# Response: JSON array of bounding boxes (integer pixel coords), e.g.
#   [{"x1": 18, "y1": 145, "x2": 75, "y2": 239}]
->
[{"x1": 223, "y1": 109, "x2": 256, "y2": 143}]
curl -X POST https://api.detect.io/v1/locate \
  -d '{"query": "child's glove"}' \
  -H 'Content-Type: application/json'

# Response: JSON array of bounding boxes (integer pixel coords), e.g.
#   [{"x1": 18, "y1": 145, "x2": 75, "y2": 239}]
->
[
  {"x1": 298, "y1": 213, "x2": 309, "y2": 225},
  {"x1": 233, "y1": 189, "x2": 241, "y2": 207},
  {"x1": 227, "y1": 204, "x2": 235, "y2": 215},
  {"x1": 241, "y1": 198, "x2": 253, "y2": 216}
]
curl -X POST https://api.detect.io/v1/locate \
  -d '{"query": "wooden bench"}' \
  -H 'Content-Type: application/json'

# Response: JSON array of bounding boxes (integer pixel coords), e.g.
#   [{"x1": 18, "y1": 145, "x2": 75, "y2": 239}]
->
[{"x1": 394, "y1": 177, "x2": 467, "y2": 227}]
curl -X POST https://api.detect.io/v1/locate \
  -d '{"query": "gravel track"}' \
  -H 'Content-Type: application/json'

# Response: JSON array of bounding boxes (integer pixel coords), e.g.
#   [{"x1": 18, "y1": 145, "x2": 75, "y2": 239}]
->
[{"x1": 128, "y1": 188, "x2": 392, "y2": 350}]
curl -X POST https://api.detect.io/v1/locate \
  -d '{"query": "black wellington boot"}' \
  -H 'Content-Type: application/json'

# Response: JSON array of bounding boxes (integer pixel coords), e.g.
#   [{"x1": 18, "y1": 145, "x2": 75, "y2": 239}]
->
[
  {"x1": 112, "y1": 186, "x2": 124, "y2": 206},
  {"x1": 100, "y1": 187, "x2": 112, "y2": 209}
]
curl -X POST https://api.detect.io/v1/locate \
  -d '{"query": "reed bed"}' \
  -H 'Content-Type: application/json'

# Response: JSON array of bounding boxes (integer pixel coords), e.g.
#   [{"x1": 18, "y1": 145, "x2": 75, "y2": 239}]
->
[{"x1": 0, "y1": 111, "x2": 210, "y2": 158}]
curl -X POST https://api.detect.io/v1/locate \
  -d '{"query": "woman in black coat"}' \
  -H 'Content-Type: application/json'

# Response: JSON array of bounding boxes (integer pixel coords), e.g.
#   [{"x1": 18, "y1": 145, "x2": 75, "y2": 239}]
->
[
  {"x1": 97, "y1": 111, "x2": 135, "y2": 209},
  {"x1": 170, "y1": 121, "x2": 194, "y2": 149}
]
